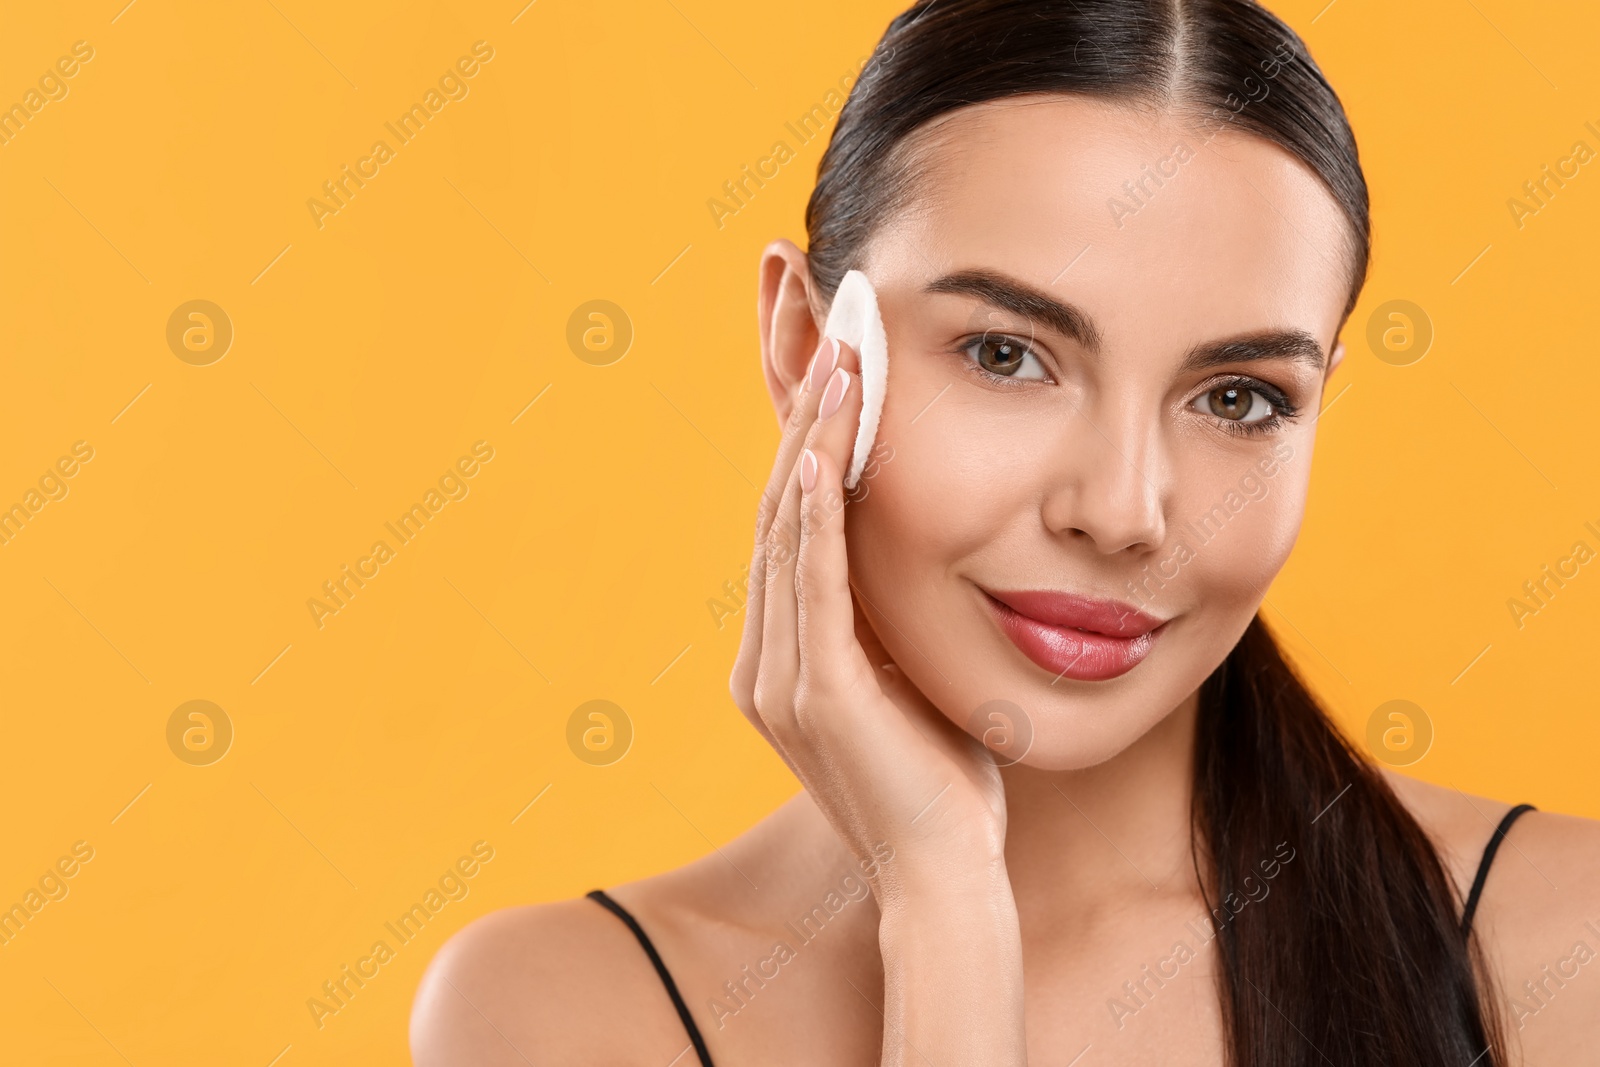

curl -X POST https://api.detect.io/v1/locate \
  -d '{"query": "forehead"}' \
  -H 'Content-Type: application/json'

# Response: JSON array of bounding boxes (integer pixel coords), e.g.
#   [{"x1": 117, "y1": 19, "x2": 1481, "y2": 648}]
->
[{"x1": 863, "y1": 94, "x2": 1354, "y2": 350}]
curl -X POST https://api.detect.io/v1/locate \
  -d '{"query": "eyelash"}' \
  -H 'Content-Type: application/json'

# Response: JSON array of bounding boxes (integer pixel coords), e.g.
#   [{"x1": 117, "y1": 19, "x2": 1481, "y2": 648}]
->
[
  {"x1": 1201, "y1": 376, "x2": 1301, "y2": 438},
  {"x1": 957, "y1": 335, "x2": 1302, "y2": 437}
]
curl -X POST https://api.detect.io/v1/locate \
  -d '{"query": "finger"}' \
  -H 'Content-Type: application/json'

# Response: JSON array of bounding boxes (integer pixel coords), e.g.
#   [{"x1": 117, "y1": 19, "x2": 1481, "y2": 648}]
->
[
  {"x1": 731, "y1": 335, "x2": 841, "y2": 716},
  {"x1": 795, "y1": 361, "x2": 869, "y2": 680},
  {"x1": 755, "y1": 451, "x2": 805, "y2": 733},
  {"x1": 764, "y1": 335, "x2": 842, "y2": 540},
  {"x1": 755, "y1": 341, "x2": 865, "y2": 728}
]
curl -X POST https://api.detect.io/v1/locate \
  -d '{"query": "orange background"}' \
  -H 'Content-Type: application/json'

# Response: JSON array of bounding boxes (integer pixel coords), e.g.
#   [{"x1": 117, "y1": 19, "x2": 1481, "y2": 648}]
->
[{"x1": 0, "y1": 0, "x2": 1596, "y2": 1062}]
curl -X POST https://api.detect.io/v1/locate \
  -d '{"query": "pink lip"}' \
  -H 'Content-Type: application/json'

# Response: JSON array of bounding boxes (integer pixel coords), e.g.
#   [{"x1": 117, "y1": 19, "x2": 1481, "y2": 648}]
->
[{"x1": 981, "y1": 587, "x2": 1169, "y2": 681}]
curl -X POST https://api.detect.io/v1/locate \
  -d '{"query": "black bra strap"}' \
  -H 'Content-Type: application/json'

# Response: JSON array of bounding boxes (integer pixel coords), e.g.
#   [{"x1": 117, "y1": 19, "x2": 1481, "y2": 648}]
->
[
  {"x1": 588, "y1": 889, "x2": 715, "y2": 1067},
  {"x1": 1461, "y1": 803, "x2": 1535, "y2": 938}
]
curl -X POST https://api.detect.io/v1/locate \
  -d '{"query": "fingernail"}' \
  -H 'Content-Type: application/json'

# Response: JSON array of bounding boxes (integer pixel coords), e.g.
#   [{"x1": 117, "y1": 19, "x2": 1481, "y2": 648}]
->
[
  {"x1": 809, "y1": 336, "x2": 841, "y2": 393},
  {"x1": 819, "y1": 367, "x2": 850, "y2": 421},
  {"x1": 800, "y1": 448, "x2": 818, "y2": 493}
]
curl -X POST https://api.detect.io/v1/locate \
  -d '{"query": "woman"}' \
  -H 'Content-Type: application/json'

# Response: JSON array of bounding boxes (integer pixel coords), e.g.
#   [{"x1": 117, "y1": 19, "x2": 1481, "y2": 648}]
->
[{"x1": 411, "y1": 1, "x2": 1600, "y2": 1063}]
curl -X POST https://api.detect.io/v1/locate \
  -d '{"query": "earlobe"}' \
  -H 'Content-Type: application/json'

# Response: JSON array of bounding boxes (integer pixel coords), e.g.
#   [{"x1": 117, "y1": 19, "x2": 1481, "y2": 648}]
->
[{"x1": 757, "y1": 239, "x2": 823, "y2": 427}]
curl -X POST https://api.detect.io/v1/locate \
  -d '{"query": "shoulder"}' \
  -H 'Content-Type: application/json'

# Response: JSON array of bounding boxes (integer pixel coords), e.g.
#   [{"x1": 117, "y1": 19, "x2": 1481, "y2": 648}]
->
[
  {"x1": 408, "y1": 892, "x2": 693, "y2": 1066},
  {"x1": 1381, "y1": 769, "x2": 1600, "y2": 1061},
  {"x1": 1377, "y1": 769, "x2": 1600, "y2": 910},
  {"x1": 409, "y1": 795, "x2": 838, "y2": 1065}
]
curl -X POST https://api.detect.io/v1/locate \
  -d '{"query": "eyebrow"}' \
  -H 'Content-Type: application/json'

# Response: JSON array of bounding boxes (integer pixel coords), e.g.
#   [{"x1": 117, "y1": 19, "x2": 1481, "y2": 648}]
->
[{"x1": 922, "y1": 268, "x2": 1327, "y2": 374}]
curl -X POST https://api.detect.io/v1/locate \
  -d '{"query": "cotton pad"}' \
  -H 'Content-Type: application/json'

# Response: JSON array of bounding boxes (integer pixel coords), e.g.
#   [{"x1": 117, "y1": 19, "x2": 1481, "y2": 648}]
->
[{"x1": 821, "y1": 269, "x2": 888, "y2": 490}]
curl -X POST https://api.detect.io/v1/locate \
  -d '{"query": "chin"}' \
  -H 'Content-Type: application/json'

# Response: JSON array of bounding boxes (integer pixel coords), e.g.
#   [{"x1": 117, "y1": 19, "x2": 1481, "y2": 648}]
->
[
  {"x1": 964, "y1": 688, "x2": 1186, "y2": 772},
  {"x1": 1007, "y1": 728, "x2": 1153, "y2": 772}
]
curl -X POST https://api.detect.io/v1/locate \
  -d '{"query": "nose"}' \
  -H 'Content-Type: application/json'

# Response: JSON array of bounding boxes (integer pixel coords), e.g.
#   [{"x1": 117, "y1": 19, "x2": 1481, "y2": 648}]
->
[{"x1": 1038, "y1": 396, "x2": 1168, "y2": 555}]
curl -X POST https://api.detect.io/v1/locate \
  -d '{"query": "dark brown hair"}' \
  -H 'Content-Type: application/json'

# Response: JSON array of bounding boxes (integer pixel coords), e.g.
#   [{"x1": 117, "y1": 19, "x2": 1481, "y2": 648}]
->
[{"x1": 804, "y1": 2, "x2": 1507, "y2": 1064}]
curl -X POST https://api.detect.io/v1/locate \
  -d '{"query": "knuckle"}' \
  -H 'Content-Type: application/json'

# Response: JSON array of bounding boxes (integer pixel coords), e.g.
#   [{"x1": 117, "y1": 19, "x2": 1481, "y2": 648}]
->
[
  {"x1": 789, "y1": 688, "x2": 831, "y2": 741},
  {"x1": 751, "y1": 676, "x2": 791, "y2": 725},
  {"x1": 792, "y1": 669, "x2": 842, "y2": 728},
  {"x1": 801, "y1": 419, "x2": 827, "y2": 452},
  {"x1": 786, "y1": 396, "x2": 810, "y2": 432}
]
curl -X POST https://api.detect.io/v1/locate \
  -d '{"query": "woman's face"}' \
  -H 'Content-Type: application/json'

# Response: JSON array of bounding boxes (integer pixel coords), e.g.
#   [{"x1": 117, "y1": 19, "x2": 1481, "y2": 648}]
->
[{"x1": 839, "y1": 94, "x2": 1352, "y2": 770}]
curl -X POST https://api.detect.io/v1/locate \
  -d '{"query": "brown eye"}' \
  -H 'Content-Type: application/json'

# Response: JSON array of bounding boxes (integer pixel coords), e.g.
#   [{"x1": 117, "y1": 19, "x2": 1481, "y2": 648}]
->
[
  {"x1": 1191, "y1": 377, "x2": 1299, "y2": 437},
  {"x1": 965, "y1": 335, "x2": 1048, "y2": 380},
  {"x1": 1202, "y1": 384, "x2": 1270, "y2": 423}
]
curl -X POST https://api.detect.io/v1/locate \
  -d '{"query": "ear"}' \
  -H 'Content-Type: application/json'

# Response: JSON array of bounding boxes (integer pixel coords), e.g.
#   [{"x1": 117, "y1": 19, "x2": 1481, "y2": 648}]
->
[
  {"x1": 757, "y1": 238, "x2": 823, "y2": 428},
  {"x1": 1327, "y1": 339, "x2": 1346, "y2": 378}
]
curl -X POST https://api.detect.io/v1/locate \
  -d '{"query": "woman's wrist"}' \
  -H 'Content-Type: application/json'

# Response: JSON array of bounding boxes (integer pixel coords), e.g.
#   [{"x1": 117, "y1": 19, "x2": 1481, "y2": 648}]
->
[
  {"x1": 873, "y1": 844, "x2": 1012, "y2": 912},
  {"x1": 876, "y1": 850, "x2": 1018, "y2": 951},
  {"x1": 875, "y1": 858, "x2": 1027, "y2": 1066},
  {"x1": 870, "y1": 815, "x2": 1010, "y2": 903}
]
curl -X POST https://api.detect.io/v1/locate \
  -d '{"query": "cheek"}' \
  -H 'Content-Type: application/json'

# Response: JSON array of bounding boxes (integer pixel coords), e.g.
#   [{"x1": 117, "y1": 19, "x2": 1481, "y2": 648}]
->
[
  {"x1": 839, "y1": 377, "x2": 1007, "y2": 688},
  {"x1": 844, "y1": 373, "x2": 1027, "y2": 591},
  {"x1": 1156, "y1": 448, "x2": 1310, "y2": 615},
  {"x1": 842, "y1": 421, "x2": 965, "y2": 600}
]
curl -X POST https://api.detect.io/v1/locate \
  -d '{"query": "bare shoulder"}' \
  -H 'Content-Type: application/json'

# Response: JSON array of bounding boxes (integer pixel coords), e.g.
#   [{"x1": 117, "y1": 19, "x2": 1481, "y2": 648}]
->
[
  {"x1": 1378, "y1": 768, "x2": 1518, "y2": 891},
  {"x1": 408, "y1": 893, "x2": 689, "y2": 1066},
  {"x1": 408, "y1": 795, "x2": 843, "y2": 1065},
  {"x1": 1381, "y1": 769, "x2": 1600, "y2": 1061},
  {"x1": 1377, "y1": 768, "x2": 1600, "y2": 907}
]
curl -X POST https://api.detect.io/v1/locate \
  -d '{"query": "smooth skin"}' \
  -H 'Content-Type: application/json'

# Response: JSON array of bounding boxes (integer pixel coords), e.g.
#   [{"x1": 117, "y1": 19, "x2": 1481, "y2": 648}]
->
[{"x1": 412, "y1": 96, "x2": 1600, "y2": 1065}]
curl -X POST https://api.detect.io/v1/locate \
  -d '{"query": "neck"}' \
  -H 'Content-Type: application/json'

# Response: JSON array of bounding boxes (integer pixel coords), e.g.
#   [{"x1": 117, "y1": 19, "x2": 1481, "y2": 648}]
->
[
  {"x1": 1000, "y1": 688, "x2": 1204, "y2": 925},
  {"x1": 740, "y1": 688, "x2": 1206, "y2": 934}
]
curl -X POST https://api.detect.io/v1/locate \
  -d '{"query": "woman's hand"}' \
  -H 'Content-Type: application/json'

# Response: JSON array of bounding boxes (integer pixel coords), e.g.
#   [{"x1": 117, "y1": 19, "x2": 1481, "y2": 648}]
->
[
  {"x1": 728, "y1": 335, "x2": 1027, "y2": 1065},
  {"x1": 729, "y1": 333, "x2": 1005, "y2": 885}
]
